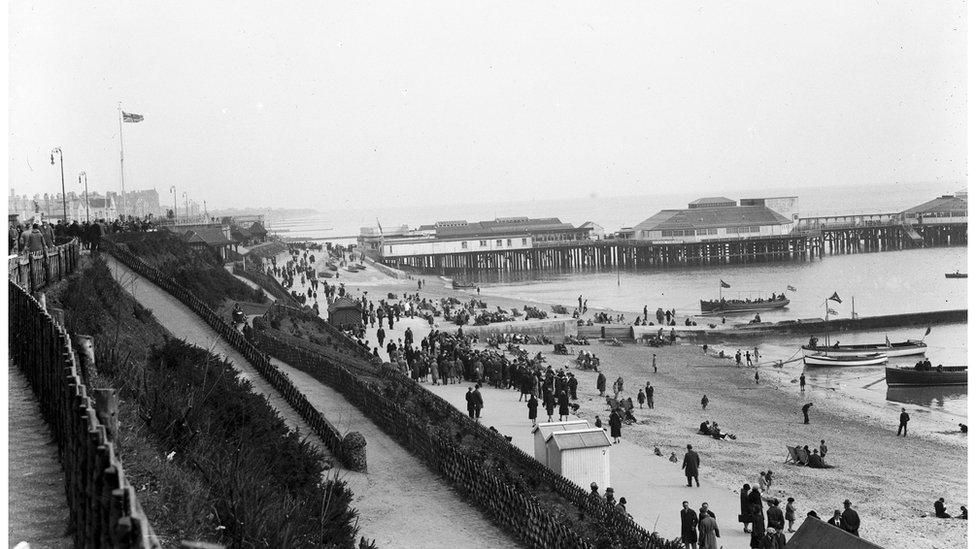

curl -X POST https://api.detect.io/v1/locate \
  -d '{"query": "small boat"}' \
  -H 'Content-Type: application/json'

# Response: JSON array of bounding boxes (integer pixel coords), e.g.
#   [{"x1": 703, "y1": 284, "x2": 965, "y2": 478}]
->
[
  {"x1": 945, "y1": 271, "x2": 967, "y2": 279},
  {"x1": 801, "y1": 339, "x2": 927, "y2": 358},
  {"x1": 700, "y1": 297, "x2": 789, "y2": 313},
  {"x1": 326, "y1": 264, "x2": 338, "y2": 271},
  {"x1": 885, "y1": 366, "x2": 967, "y2": 386},
  {"x1": 803, "y1": 352, "x2": 888, "y2": 366},
  {"x1": 345, "y1": 266, "x2": 359, "y2": 273},
  {"x1": 318, "y1": 272, "x2": 334, "y2": 278},
  {"x1": 452, "y1": 280, "x2": 476, "y2": 290}
]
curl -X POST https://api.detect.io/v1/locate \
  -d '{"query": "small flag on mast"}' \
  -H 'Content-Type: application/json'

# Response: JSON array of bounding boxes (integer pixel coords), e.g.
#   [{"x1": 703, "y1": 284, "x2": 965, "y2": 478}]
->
[
  {"x1": 720, "y1": 280, "x2": 731, "y2": 288},
  {"x1": 828, "y1": 292, "x2": 843, "y2": 304},
  {"x1": 827, "y1": 308, "x2": 838, "y2": 315},
  {"x1": 122, "y1": 111, "x2": 144, "y2": 123}
]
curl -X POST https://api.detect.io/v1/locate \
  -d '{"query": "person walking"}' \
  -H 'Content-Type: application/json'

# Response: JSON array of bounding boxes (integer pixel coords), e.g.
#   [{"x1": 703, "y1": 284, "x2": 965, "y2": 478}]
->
[
  {"x1": 646, "y1": 383, "x2": 655, "y2": 409},
  {"x1": 609, "y1": 409, "x2": 622, "y2": 444},
  {"x1": 637, "y1": 388, "x2": 646, "y2": 409},
  {"x1": 568, "y1": 373, "x2": 578, "y2": 400},
  {"x1": 701, "y1": 394, "x2": 709, "y2": 410},
  {"x1": 472, "y1": 384, "x2": 484, "y2": 421},
  {"x1": 680, "y1": 501, "x2": 698, "y2": 549},
  {"x1": 802, "y1": 402, "x2": 813, "y2": 424},
  {"x1": 755, "y1": 369, "x2": 760, "y2": 384},
  {"x1": 682, "y1": 444, "x2": 700, "y2": 487},
  {"x1": 465, "y1": 387, "x2": 475, "y2": 418},
  {"x1": 740, "y1": 483, "x2": 754, "y2": 533},
  {"x1": 527, "y1": 394, "x2": 538, "y2": 426},
  {"x1": 785, "y1": 497, "x2": 797, "y2": 532},
  {"x1": 840, "y1": 499, "x2": 861, "y2": 537},
  {"x1": 746, "y1": 351, "x2": 753, "y2": 366},
  {"x1": 376, "y1": 326, "x2": 385, "y2": 347},
  {"x1": 819, "y1": 439, "x2": 828, "y2": 458},
  {"x1": 652, "y1": 353, "x2": 657, "y2": 373},
  {"x1": 698, "y1": 508, "x2": 720, "y2": 549},
  {"x1": 557, "y1": 390, "x2": 570, "y2": 422},
  {"x1": 898, "y1": 408, "x2": 910, "y2": 436},
  {"x1": 597, "y1": 372, "x2": 606, "y2": 396}
]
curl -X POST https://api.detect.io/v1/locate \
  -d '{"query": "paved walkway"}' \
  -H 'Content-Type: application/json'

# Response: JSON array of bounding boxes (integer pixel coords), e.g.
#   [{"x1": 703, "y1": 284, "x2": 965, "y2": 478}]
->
[
  {"x1": 106, "y1": 255, "x2": 515, "y2": 549},
  {"x1": 8, "y1": 361, "x2": 72, "y2": 548}
]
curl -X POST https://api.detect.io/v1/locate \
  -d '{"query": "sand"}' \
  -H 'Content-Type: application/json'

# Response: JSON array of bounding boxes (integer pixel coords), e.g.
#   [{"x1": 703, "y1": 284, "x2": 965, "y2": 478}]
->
[{"x1": 276, "y1": 251, "x2": 968, "y2": 548}]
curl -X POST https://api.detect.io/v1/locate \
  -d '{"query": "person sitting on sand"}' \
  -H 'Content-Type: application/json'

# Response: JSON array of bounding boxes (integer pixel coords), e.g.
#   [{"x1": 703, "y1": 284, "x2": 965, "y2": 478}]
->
[
  {"x1": 960, "y1": 423, "x2": 968, "y2": 433},
  {"x1": 958, "y1": 505, "x2": 967, "y2": 519},
  {"x1": 807, "y1": 450, "x2": 828, "y2": 469},
  {"x1": 935, "y1": 498, "x2": 951, "y2": 518},
  {"x1": 670, "y1": 451, "x2": 679, "y2": 463}
]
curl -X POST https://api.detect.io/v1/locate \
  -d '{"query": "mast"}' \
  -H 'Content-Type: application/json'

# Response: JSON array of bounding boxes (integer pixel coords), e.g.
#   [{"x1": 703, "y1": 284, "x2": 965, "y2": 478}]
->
[
  {"x1": 824, "y1": 298, "x2": 830, "y2": 347},
  {"x1": 118, "y1": 102, "x2": 126, "y2": 216}
]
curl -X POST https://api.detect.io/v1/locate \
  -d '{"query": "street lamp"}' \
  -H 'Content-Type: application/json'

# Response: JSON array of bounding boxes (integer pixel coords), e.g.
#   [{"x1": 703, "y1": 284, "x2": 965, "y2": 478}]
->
[
  {"x1": 50, "y1": 147, "x2": 66, "y2": 223},
  {"x1": 78, "y1": 171, "x2": 89, "y2": 222}
]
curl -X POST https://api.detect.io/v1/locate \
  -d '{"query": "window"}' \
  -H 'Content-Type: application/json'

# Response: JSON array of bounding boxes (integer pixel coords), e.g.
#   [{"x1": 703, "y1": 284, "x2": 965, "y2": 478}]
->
[
  {"x1": 521, "y1": 238, "x2": 528, "y2": 245},
  {"x1": 461, "y1": 241, "x2": 468, "y2": 249},
  {"x1": 480, "y1": 240, "x2": 487, "y2": 247},
  {"x1": 506, "y1": 239, "x2": 512, "y2": 246},
  {"x1": 388, "y1": 246, "x2": 393, "y2": 253},
  {"x1": 496, "y1": 239, "x2": 502, "y2": 246}
]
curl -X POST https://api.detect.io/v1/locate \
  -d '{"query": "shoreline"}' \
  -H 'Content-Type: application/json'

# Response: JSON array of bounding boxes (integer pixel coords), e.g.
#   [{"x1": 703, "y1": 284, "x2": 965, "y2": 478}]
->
[{"x1": 277, "y1": 248, "x2": 967, "y2": 548}]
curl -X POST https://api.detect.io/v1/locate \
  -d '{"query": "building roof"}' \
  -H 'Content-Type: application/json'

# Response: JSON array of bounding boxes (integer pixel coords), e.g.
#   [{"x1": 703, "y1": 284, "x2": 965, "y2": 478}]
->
[
  {"x1": 434, "y1": 217, "x2": 582, "y2": 239},
  {"x1": 248, "y1": 221, "x2": 268, "y2": 236},
  {"x1": 182, "y1": 227, "x2": 234, "y2": 247},
  {"x1": 634, "y1": 205, "x2": 792, "y2": 232},
  {"x1": 900, "y1": 195, "x2": 968, "y2": 215},
  {"x1": 531, "y1": 420, "x2": 589, "y2": 437},
  {"x1": 579, "y1": 221, "x2": 604, "y2": 229},
  {"x1": 546, "y1": 428, "x2": 612, "y2": 450},
  {"x1": 689, "y1": 197, "x2": 734, "y2": 205},
  {"x1": 328, "y1": 296, "x2": 363, "y2": 313},
  {"x1": 785, "y1": 516, "x2": 886, "y2": 549},
  {"x1": 89, "y1": 198, "x2": 112, "y2": 209}
]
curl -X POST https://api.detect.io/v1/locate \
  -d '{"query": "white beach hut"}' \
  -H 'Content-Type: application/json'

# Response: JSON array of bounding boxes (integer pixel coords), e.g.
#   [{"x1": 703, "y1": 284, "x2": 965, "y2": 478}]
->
[
  {"x1": 531, "y1": 420, "x2": 589, "y2": 464},
  {"x1": 544, "y1": 428, "x2": 612, "y2": 490}
]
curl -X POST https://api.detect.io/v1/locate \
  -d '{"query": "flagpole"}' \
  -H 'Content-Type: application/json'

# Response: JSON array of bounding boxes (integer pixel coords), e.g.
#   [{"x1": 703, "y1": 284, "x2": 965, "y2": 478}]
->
[
  {"x1": 118, "y1": 102, "x2": 126, "y2": 217},
  {"x1": 824, "y1": 298, "x2": 830, "y2": 347}
]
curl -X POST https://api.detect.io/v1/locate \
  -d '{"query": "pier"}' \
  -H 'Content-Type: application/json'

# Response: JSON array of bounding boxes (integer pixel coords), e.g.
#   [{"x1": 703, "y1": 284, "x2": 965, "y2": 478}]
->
[{"x1": 380, "y1": 213, "x2": 966, "y2": 272}]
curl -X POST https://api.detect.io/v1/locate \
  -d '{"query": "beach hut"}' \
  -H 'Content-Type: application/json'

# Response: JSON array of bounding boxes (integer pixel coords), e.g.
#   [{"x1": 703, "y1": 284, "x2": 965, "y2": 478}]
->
[
  {"x1": 544, "y1": 428, "x2": 612, "y2": 490},
  {"x1": 327, "y1": 296, "x2": 364, "y2": 329},
  {"x1": 532, "y1": 420, "x2": 589, "y2": 464},
  {"x1": 785, "y1": 516, "x2": 886, "y2": 549}
]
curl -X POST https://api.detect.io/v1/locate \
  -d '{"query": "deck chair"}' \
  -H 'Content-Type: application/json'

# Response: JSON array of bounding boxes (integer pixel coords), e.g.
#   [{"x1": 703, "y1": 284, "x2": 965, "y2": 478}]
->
[{"x1": 785, "y1": 446, "x2": 799, "y2": 464}]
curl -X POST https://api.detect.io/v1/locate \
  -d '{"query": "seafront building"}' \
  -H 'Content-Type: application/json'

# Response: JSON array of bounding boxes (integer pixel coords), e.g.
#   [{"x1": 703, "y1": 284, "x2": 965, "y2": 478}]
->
[{"x1": 631, "y1": 196, "x2": 799, "y2": 243}]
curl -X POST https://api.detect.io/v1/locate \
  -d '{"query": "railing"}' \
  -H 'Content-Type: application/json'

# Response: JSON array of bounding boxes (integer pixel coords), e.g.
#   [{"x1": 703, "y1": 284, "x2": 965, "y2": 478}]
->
[
  {"x1": 9, "y1": 281, "x2": 161, "y2": 548},
  {"x1": 105, "y1": 241, "x2": 366, "y2": 472},
  {"x1": 7, "y1": 239, "x2": 81, "y2": 292}
]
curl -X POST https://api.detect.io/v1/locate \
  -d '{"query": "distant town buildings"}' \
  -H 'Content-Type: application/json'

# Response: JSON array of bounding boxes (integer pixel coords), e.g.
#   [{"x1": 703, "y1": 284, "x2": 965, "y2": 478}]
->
[{"x1": 8, "y1": 186, "x2": 180, "y2": 223}]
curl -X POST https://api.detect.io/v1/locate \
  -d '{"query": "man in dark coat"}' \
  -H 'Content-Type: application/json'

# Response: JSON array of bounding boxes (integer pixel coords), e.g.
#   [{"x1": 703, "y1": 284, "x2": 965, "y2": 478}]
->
[
  {"x1": 596, "y1": 372, "x2": 606, "y2": 395},
  {"x1": 465, "y1": 387, "x2": 475, "y2": 418},
  {"x1": 608, "y1": 409, "x2": 622, "y2": 443},
  {"x1": 680, "y1": 501, "x2": 698, "y2": 549},
  {"x1": 766, "y1": 499, "x2": 785, "y2": 533},
  {"x1": 840, "y1": 499, "x2": 860, "y2": 537},
  {"x1": 682, "y1": 444, "x2": 700, "y2": 487},
  {"x1": 472, "y1": 384, "x2": 484, "y2": 420},
  {"x1": 527, "y1": 395, "x2": 538, "y2": 426},
  {"x1": 568, "y1": 373, "x2": 578, "y2": 400},
  {"x1": 898, "y1": 408, "x2": 910, "y2": 436},
  {"x1": 740, "y1": 483, "x2": 753, "y2": 532},
  {"x1": 646, "y1": 382, "x2": 654, "y2": 408}
]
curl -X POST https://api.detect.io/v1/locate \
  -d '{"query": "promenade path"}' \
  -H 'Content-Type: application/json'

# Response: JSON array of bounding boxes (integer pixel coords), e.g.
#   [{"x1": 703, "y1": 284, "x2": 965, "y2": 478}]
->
[
  {"x1": 105, "y1": 255, "x2": 515, "y2": 549},
  {"x1": 8, "y1": 361, "x2": 72, "y2": 548}
]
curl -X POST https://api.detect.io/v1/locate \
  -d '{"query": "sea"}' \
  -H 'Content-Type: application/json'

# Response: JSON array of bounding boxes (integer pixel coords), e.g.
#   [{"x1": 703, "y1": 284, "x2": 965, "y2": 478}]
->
[{"x1": 272, "y1": 181, "x2": 968, "y2": 422}]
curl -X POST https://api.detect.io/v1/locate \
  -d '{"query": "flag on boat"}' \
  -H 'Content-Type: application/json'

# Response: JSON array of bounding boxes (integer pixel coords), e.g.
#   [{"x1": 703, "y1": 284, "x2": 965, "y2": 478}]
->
[
  {"x1": 122, "y1": 111, "x2": 144, "y2": 123},
  {"x1": 828, "y1": 292, "x2": 843, "y2": 304},
  {"x1": 787, "y1": 285, "x2": 797, "y2": 292},
  {"x1": 720, "y1": 280, "x2": 731, "y2": 288},
  {"x1": 924, "y1": 326, "x2": 932, "y2": 336},
  {"x1": 827, "y1": 308, "x2": 838, "y2": 316}
]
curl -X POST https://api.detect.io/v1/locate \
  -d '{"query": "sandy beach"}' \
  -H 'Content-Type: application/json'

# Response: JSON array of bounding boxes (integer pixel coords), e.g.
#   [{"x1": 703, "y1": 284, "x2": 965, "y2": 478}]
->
[{"x1": 280, "y1": 251, "x2": 968, "y2": 548}]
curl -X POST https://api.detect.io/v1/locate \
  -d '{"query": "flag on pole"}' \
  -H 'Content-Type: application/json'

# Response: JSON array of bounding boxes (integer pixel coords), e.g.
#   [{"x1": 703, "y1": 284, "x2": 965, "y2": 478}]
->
[
  {"x1": 376, "y1": 218, "x2": 384, "y2": 236},
  {"x1": 827, "y1": 308, "x2": 838, "y2": 315},
  {"x1": 924, "y1": 326, "x2": 932, "y2": 336},
  {"x1": 720, "y1": 280, "x2": 731, "y2": 288},
  {"x1": 828, "y1": 292, "x2": 843, "y2": 304},
  {"x1": 787, "y1": 285, "x2": 797, "y2": 292},
  {"x1": 122, "y1": 111, "x2": 144, "y2": 123}
]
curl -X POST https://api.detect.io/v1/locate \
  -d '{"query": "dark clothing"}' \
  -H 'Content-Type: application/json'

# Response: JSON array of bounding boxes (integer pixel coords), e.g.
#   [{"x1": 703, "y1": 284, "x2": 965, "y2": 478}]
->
[
  {"x1": 680, "y1": 508, "x2": 698, "y2": 544},
  {"x1": 465, "y1": 391, "x2": 474, "y2": 418},
  {"x1": 472, "y1": 389, "x2": 484, "y2": 418},
  {"x1": 682, "y1": 450, "x2": 700, "y2": 486},
  {"x1": 802, "y1": 403, "x2": 812, "y2": 424},
  {"x1": 898, "y1": 411, "x2": 910, "y2": 436},
  {"x1": 608, "y1": 411, "x2": 622, "y2": 438},
  {"x1": 935, "y1": 500, "x2": 950, "y2": 518},
  {"x1": 767, "y1": 506, "x2": 785, "y2": 531},
  {"x1": 840, "y1": 508, "x2": 860, "y2": 537},
  {"x1": 597, "y1": 373, "x2": 606, "y2": 394},
  {"x1": 558, "y1": 392, "x2": 570, "y2": 416}
]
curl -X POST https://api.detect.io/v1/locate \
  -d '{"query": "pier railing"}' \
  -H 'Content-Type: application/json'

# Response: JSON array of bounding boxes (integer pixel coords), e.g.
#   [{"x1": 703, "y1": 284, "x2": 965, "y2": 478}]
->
[{"x1": 9, "y1": 281, "x2": 161, "y2": 548}]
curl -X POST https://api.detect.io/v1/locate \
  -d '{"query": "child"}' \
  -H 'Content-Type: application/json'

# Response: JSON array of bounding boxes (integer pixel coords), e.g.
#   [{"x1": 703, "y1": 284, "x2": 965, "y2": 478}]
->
[{"x1": 786, "y1": 497, "x2": 797, "y2": 532}]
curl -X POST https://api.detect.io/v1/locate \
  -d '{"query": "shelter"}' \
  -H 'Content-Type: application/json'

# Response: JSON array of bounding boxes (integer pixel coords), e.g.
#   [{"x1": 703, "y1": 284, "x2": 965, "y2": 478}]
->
[
  {"x1": 632, "y1": 196, "x2": 797, "y2": 243},
  {"x1": 900, "y1": 193, "x2": 968, "y2": 224},
  {"x1": 181, "y1": 226, "x2": 236, "y2": 261},
  {"x1": 327, "y1": 296, "x2": 364, "y2": 329},
  {"x1": 544, "y1": 428, "x2": 612, "y2": 490},
  {"x1": 785, "y1": 516, "x2": 886, "y2": 549},
  {"x1": 532, "y1": 420, "x2": 589, "y2": 463}
]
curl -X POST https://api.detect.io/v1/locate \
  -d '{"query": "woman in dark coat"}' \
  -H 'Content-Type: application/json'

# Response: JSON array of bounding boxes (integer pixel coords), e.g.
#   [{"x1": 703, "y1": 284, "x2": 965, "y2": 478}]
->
[
  {"x1": 527, "y1": 395, "x2": 539, "y2": 426},
  {"x1": 608, "y1": 410, "x2": 622, "y2": 443},
  {"x1": 544, "y1": 393, "x2": 555, "y2": 422},
  {"x1": 680, "y1": 502, "x2": 698, "y2": 548},
  {"x1": 741, "y1": 483, "x2": 753, "y2": 533},
  {"x1": 557, "y1": 390, "x2": 570, "y2": 421},
  {"x1": 749, "y1": 504, "x2": 766, "y2": 549},
  {"x1": 597, "y1": 372, "x2": 607, "y2": 396}
]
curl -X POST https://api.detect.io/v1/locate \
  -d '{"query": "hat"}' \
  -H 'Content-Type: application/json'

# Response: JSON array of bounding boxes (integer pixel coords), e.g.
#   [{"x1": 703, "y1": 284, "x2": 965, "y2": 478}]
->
[
  {"x1": 843, "y1": 499, "x2": 852, "y2": 505},
  {"x1": 590, "y1": 482, "x2": 598, "y2": 489},
  {"x1": 606, "y1": 487, "x2": 614, "y2": 492},
  {"x1": 772, "y1": 498, "x2": 780, "y2": 505}
]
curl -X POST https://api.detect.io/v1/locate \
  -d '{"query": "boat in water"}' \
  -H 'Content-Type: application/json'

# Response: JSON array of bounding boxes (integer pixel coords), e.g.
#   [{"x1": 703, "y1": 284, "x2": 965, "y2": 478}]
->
[
  {"x1": 452, "y1": 280, "x2": 476, "y2": 290},
  {"x1": 945, "y1": 271, "x2": 967, "y2": 278},
  {"x1": 801, "y1": 339, "x2": 927, "y2": 358},
  {"x1": 804, "y1": 352, "x2": 888, "y2": 367},
  {"x1": 699, "y1": 297, "x2": 789, "y2": 313},
  {"x1": 885, "y1": 366, "x2": 967, "y2": 386}
]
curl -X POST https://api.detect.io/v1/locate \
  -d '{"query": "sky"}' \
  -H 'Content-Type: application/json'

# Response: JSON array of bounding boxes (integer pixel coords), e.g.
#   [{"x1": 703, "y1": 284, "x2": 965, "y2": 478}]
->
[{"x1": 7, "y1": 1, "x2": 967, "y2": 212}]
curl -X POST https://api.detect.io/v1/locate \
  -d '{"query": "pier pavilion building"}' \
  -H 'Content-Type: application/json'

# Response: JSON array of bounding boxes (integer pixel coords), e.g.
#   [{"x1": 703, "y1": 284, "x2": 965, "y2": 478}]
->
[{"x1": 631, "y1": 196, "x2": 799, "y2": 244}]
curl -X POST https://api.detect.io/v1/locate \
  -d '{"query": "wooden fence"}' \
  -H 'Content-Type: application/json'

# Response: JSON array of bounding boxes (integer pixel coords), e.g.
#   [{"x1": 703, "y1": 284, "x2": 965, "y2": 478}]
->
[
  {"x1": 105, "y1": 241, "x2": 365, "y2": 472},
  {"x1": 7, "y1": 238, "x2": 81, "y2": 292},
  {"x1": 9, "y1": 281, "x2": 161, "y2": 548}
]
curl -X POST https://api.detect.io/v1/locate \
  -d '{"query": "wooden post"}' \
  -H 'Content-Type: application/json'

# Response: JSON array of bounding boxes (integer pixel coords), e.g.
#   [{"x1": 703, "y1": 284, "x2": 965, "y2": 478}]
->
[{"x1": 92, "y1": 389, "x2": 119, "y2": 442}]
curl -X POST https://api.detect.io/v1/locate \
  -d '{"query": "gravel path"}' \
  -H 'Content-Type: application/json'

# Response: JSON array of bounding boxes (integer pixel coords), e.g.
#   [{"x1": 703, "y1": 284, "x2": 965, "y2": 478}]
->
[
  {"x1": 8, "y1": 361, "x2": 72, "y2": 548},
  {"x1": 106, "y1": 255, "x2": 516, "y2": 549}
]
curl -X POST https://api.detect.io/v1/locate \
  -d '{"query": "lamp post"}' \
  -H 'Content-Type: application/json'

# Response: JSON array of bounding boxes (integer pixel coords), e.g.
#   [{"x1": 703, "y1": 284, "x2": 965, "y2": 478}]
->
[
  {"x1": 169, "y1": 186, "x2": 177, "y2": 222},
  {"x1": 78, "y1": 171, "x2": 89, "y2": 222},
  {"x1": 50, "y1": 147, "x2": 66, "y2": 223}
]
